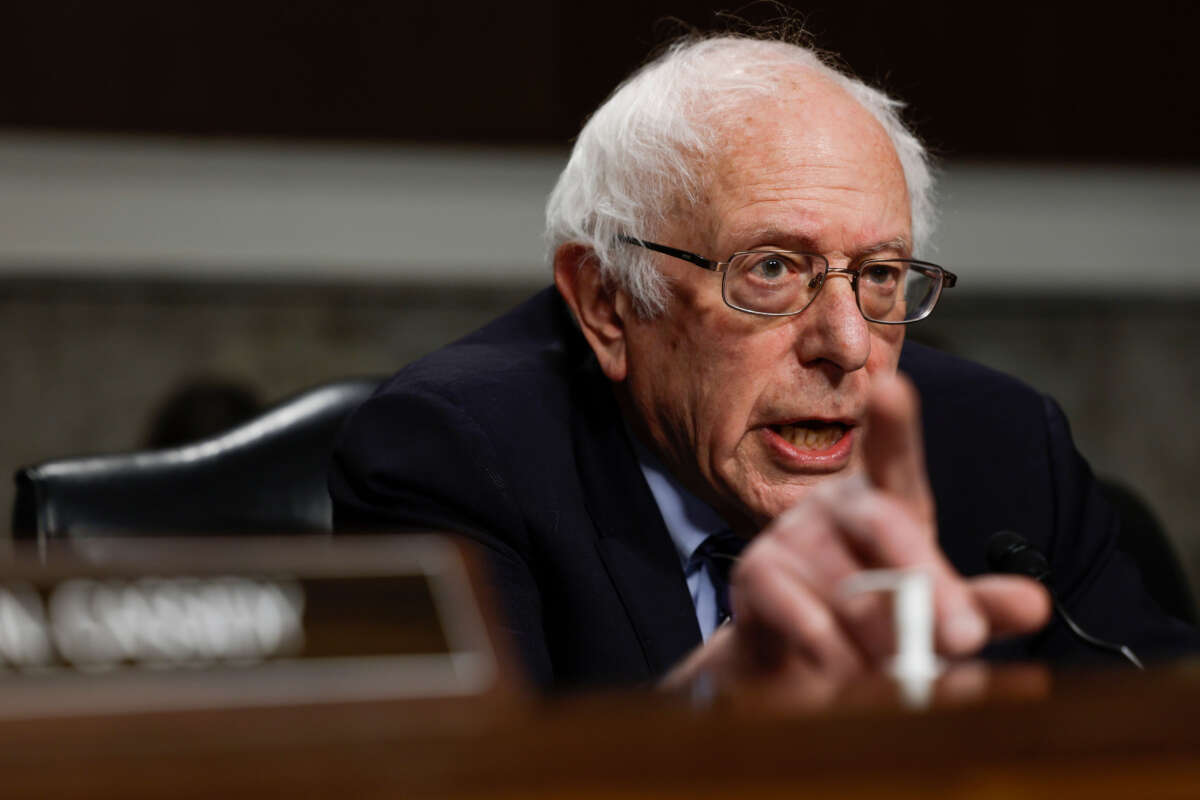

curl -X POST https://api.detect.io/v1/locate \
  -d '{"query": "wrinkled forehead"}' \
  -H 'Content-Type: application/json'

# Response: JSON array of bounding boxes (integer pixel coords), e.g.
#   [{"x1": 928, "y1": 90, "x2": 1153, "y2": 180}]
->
[{"x1": 688, "y1": 72, "x2": 911, "y2": 252}]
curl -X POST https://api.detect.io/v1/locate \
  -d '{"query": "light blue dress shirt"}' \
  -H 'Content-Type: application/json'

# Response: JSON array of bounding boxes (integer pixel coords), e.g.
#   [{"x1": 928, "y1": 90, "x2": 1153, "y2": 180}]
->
[{"x1": 629, "y1": 435, "x2": 732, "y2": 641}]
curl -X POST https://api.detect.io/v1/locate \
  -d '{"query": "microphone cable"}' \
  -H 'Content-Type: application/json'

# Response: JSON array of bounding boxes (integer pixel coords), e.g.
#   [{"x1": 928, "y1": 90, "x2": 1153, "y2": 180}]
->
[{"x1": 986, "y1": 531, "x2": 1144, "y2": 670}]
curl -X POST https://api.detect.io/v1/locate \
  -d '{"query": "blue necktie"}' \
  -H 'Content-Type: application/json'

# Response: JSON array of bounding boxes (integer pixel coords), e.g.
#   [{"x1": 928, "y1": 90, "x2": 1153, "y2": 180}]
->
[{"x1": 690, "y1": 531, "x2": 747, "y2": 626}]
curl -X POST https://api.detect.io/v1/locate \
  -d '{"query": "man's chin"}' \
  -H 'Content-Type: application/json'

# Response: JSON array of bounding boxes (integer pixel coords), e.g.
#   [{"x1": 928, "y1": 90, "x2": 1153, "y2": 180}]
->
[{"x1": 737, "y1": 463, "x2": 863, "y2": 528}]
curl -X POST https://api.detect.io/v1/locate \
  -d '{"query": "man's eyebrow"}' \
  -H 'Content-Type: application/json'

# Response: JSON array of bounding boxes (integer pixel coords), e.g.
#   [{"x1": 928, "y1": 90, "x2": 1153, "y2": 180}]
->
[
  {"x1": 733, "y1": 227, "x2": 817, "y2": 251},
  {"x1": 858, "y1": 237, "x2": 912, "y2": 258},
  {"x1": 733, "y1": 229, "x2": 912, "y2": 257}
]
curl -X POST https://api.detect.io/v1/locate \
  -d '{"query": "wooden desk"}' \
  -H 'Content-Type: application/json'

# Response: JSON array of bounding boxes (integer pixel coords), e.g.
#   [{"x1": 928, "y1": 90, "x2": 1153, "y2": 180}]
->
[{"x1": 1, "y1": 662, "x2": 1197, "y2": 799}]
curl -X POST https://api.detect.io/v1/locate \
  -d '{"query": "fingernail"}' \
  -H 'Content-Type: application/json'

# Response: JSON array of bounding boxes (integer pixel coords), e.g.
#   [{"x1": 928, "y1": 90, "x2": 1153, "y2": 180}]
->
[{"x1": 947, "y1": 611, "x2": 987, "y2": 651}]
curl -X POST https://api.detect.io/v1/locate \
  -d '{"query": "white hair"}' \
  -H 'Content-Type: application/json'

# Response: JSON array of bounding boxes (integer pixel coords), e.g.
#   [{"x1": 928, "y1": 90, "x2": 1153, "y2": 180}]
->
[{"x1": 544, "y1": 34, "x2": 936, "y2": 317}]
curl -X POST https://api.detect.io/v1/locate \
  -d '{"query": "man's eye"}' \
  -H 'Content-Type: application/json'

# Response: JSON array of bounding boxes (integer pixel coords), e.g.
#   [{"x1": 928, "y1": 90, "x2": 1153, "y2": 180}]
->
[
  {"x1": 748, "y1": 255, "x2": 796, "y2": 281},
  {"x1": 863, "y1": 264, "x2": 899, "y2": 287}
]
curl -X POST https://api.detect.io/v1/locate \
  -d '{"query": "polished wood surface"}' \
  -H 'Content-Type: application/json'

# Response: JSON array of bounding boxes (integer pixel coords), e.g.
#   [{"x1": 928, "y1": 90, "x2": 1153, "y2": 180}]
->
[{"x1": 1, "y1": 661, "x2": 1198, "y2": 799}]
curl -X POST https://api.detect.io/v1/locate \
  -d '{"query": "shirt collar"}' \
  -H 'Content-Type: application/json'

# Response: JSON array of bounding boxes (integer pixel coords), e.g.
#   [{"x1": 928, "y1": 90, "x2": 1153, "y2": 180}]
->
[{"x1": 627, "y1": 430, "x2": 729, "y2": 571}]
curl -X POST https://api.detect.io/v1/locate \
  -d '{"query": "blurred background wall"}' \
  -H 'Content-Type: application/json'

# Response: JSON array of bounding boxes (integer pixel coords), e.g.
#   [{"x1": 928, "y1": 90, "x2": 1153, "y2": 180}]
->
[{"x1": 2, "y1": 1, "x2": 1198, "y2": 593}]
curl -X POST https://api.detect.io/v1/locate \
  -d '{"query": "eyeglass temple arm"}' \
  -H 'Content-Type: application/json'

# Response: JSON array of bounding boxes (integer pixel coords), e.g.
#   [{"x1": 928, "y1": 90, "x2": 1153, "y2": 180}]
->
[
  {"x1": 617, "y1": 235, "x2": 722, "y2": 272},
  {"x1": 897, "y1": 259, "x2": 958, "y2": 288}
]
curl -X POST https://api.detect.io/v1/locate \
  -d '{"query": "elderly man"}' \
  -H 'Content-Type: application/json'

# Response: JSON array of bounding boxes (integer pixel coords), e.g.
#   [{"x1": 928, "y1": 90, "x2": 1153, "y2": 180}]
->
[{"x1": 330, "y1": 34, "x2": 1198, "y2": 689}]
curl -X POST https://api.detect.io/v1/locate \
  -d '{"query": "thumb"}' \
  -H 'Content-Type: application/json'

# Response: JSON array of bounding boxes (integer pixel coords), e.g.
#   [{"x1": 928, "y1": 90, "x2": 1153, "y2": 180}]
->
[{"x1": 863, "y1": 372, "x2": 935, "y2": 527}]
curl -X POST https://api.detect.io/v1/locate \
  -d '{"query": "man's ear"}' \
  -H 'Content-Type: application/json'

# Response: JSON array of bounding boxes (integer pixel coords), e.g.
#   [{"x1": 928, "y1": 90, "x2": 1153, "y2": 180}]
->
[{"x1": 554, "y1": 243, "x2": 629, "y2": 382}]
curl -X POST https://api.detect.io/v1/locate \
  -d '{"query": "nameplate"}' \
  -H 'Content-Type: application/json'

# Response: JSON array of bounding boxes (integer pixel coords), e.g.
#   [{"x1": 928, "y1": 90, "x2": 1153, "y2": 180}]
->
[{"x1": 0, "y1": 535, "x2": 496, "y2": 718}]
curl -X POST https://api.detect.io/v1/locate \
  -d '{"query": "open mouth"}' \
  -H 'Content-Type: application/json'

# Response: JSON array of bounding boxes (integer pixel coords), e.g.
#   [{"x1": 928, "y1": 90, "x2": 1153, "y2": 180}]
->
[{"x1": 768, "y1": 420, "x2": 850, "y2": 451}]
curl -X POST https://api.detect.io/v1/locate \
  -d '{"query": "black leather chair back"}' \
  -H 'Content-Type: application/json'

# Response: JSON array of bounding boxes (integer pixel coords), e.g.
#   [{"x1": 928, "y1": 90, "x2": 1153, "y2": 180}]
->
[
  {"x1": 12, "y1": 378, "x2": 382, "y2": 545},
  {"x1": 1102, "y1": 479, "x2": 1198, "y2": 625}
]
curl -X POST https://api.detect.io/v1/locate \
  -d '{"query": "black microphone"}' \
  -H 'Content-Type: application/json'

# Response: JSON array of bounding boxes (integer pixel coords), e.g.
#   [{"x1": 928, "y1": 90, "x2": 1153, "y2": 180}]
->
[
  {"x1": 987, "y1": 530, "x2": 1052, "y2": 584},
  {"x1": 986, "y1": 530, "x2": 1143, "y2": 670}
]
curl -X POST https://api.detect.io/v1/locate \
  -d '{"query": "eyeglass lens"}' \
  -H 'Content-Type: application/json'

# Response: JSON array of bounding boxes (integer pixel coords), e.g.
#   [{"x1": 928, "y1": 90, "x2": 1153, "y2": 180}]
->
[{"x1": 723, "y1": 253, "x2": 940, "y2": 322}]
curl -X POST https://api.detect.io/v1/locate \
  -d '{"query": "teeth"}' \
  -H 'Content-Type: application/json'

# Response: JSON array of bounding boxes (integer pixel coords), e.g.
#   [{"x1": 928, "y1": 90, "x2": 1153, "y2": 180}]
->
[{"x1": 777, "y1": 423, "x2": 843, "y2": 451}]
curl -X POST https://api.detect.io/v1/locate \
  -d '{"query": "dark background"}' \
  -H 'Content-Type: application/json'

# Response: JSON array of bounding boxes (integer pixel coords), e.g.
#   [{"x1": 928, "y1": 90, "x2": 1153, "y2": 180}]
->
[{"x1": 4, "y1": 0, "x2": 1197, "y2": 163}]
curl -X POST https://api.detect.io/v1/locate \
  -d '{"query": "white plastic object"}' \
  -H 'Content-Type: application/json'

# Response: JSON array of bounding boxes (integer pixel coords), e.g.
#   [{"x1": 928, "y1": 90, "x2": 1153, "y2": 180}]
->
[{"x1": 840, "y1": 568, "x2": 942, "y2": 707}]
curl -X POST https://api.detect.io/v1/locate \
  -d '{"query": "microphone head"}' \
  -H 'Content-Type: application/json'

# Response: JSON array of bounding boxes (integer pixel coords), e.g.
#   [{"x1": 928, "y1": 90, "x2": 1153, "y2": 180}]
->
[{"x1": 986, "y1": 531, "x2": 1053, "y2": 585}]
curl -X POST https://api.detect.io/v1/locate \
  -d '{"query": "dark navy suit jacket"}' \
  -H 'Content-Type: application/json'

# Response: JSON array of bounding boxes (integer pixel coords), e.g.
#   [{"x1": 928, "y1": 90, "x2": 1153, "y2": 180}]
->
[{"x1": 330, "y1": 287, "x2": 1198, "y2": 688}]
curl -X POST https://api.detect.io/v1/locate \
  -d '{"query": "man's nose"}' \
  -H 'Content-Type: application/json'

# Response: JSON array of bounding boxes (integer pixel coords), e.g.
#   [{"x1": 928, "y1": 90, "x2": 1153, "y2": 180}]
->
[{"x1": 792, "y1": 271, "x2": 871, "y2": 372}]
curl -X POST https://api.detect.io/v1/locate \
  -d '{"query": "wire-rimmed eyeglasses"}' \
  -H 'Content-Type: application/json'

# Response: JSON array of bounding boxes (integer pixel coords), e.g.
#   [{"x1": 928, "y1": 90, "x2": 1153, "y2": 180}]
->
[{"x1": 618, "y1": 235, "x2": 957, "y2": 324}]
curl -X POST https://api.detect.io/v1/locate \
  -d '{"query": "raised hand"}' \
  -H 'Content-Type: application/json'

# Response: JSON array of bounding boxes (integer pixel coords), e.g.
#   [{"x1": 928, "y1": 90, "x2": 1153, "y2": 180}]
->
[{"x1": 662, "y1": 372, "x2": 1051, "y2": 698}]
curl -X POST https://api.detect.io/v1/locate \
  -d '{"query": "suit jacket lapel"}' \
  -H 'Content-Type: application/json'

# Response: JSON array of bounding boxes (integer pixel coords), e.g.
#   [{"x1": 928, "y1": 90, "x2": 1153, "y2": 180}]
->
[{"x1": 569, "y1": 360, "x2": 703, "y2": 677}]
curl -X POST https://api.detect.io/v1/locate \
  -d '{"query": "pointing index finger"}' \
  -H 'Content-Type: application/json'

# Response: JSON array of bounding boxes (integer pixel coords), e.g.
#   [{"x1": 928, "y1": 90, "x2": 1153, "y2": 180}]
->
[{"x1": 863, "y1": 371, "x2": 935, "y2": 528}]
